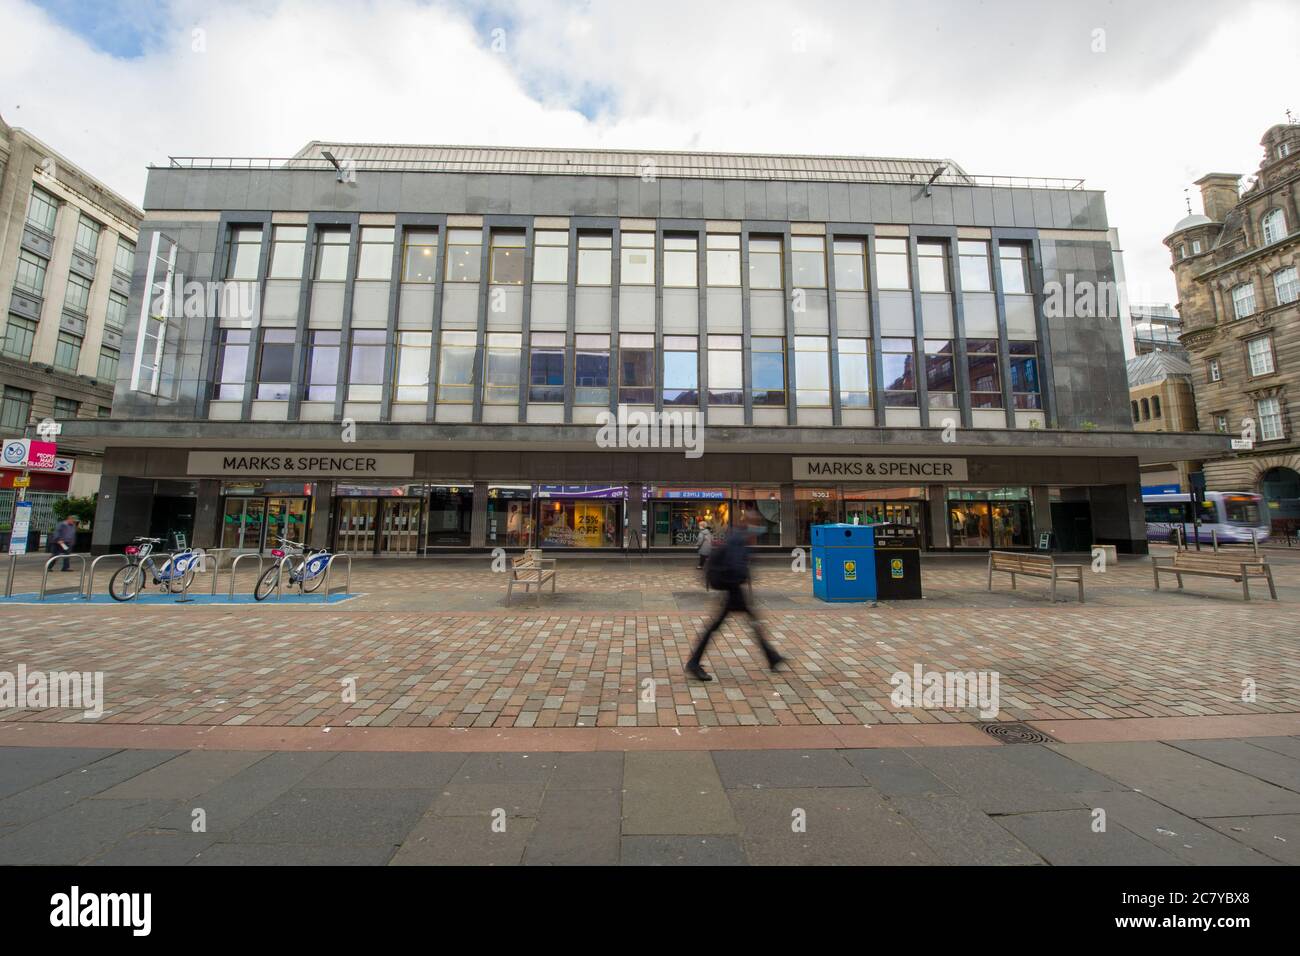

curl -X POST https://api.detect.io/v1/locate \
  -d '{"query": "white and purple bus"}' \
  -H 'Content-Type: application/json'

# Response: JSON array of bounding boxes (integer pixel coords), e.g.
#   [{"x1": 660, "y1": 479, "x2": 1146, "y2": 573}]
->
[{"x1": 1143, "y1": 491, "x2": 1271, "y2": 545}]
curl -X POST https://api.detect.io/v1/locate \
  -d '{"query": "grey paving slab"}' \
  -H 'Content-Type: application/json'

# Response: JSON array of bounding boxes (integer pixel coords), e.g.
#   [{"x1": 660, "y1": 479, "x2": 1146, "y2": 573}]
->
[
  {"x1": 997, "y1": 809, "x2": 1186, "y2": 866},
  {"x1": 228, "y1": 788, "x2": 436, "y2": 846},
  {"x1": 523, "y1": 788, "x2": 621, "y2": 865},
  {"x1": 298, "y1": 752, "x2": 467, "y2": 790},
  {"x1": 729, "y1": 787, "x2": 941, "y2": 865},
  {"x1": 0, "y1": 798, "x2": 180, "y2": 865},
  {"x1": 842, "y1": 749, "x2": 954, "y2": 796},
  {"x1": 1050, "y1": 742, "x2": 1300, "y2": 818},
  {"x1": 453, "y1": 752, "x2": 557, "y2": 785},
  {"x1": 428, "y1": 782, "x2": 545, "y2": 818},
  {"x1": 147, "y1": 751, "x2": 337, "y2": 834},
  {"x1": 624, "y1": 750, "x2": 724, "y2": 791},
  {"x1": 889, "y1": 795, "x2": 1043, "y2": 865},
  {"x1": 1166, "y1": 739, "x2": 1300, "y2": 792},
  {"x1": 548, "y1": 751, "x2": 623, "y2": 790},
  {"x1": 622, "y1": 751, "x2": 737, "y2": 835},
  {"x1": 1240, "y1": 737, "x2": 1300, "y2": 760},
  {"x1": 0, "y1": 747, "x2": 119, "y2": 799},
  {"x1": 0, "y1": 748, "x2": 182, "y2": 828},
  {"x1": 995, "y1": 744, "x2": 1129, "y2": 792},
  {"x1": 95, "y1": 750, "x2": 269, "y2": 801},
  {"x1": 1071, "y1": 790, "x2": 1275, "y2": 866},
  {"x1": 88, "y1": 831, "x2": 217, "y2": 866},
  {"x1": 712, "y1": 749, "x2": 866, "y2": 789},
  {"x1": 191, "y1": 843, "x2": 396, "y2": 866},
  {"x1": 904, "y1": 747, "x2": 1096, "y2": 814},
  {"x1": 620, "y1": 835, "x2": 748, "y2": 866},
  {"x1": 1204, "y1": 814, "x2": 1300, "y2": 865},
  {"x1": 390, "y1": 815, "x2": 533, "y2": 866}
]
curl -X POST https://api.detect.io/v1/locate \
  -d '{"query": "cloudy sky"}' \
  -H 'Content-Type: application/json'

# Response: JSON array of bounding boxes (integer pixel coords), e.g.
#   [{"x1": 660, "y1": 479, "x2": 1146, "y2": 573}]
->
[{"x1": 3, "y1": 0, "x2": 1296, "y2": 300}]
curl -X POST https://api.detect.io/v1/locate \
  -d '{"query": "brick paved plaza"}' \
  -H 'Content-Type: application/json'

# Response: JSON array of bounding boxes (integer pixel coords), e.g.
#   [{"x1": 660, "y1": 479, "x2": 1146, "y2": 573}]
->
[{"x1": 1, "y1": 548, "x2": 1297, "y2": 865}]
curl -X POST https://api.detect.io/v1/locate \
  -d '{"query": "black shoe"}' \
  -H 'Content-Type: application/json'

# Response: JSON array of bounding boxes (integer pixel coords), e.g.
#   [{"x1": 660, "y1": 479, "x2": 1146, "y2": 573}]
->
[
  {"x1": 686, "y1": 663, "x2": 714, "y2": 682},
  {"x1": 767, "y1": 653, "x2": 787, "y2": 672}
]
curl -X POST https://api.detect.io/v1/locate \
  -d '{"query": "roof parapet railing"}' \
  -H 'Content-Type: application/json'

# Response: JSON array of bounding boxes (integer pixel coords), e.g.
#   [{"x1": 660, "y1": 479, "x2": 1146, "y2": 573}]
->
[{"x1": 161, "y1": 156, "x2": 1085, "y2": 189}]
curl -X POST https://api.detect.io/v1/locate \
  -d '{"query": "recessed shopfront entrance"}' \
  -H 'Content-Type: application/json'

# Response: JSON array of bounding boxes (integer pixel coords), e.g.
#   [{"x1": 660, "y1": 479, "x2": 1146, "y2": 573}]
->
[
  {"x1": 219, "y1": 482, "x2": 312, "y2": 552},
  {"x1": 334, "y1": 488, "x2": 424, "y2": 555}
]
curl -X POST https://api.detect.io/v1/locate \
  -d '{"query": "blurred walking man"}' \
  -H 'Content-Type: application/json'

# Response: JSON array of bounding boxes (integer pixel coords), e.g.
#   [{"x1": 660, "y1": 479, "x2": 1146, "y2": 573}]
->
[{"x1": 686, "y1": 514, "x2": 785, "y2": 682}]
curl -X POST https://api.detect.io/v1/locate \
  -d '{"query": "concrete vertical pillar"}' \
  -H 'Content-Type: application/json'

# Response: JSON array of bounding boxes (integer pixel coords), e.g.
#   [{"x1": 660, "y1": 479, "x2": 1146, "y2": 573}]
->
[
  {"x1": 91, "y1": 474, "x2": 120, "y2": 554},
  {"x1": 191, "y1": 479, "x2": 222, "y2": 549},
  {"x1": 780, "y1": 483, "x2": 797, "y2": 549},
  {"x1": 626, "y1": 482, "x2": 644, "y2": 548},
  {"x1": 470, "y1": 481, "x2": 489, "y2": 548},
  {"x1": 310, "y1": 481, "x2": 334, "y2": 551},
  {"x1": 1031, "y1": 485, "x2": 1053, "y2": 544},
  {"x1": 927, "y1": 483, "x2": 949, "y2": 550}
]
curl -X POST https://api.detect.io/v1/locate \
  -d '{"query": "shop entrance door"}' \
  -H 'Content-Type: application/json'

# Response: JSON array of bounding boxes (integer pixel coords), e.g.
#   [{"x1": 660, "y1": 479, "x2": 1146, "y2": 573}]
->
[
  {"x1": 220, "y1": 498, "x2": 266, "y2": 551},
  {"x1": 380, "y1": 499, "x2": 422, "y2": 554},
  {"x1": 335, "y1": 499, "x2": 378, "y2": 554},
  {"x1": 265, "y1": 497, "x2": 309, "y2": 549}
]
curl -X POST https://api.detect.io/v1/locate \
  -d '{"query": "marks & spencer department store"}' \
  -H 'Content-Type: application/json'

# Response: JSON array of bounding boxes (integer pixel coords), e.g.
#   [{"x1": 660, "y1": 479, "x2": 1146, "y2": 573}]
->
[{"x1": 64, "y1": 143, "x2": 1227, "y2": 556}]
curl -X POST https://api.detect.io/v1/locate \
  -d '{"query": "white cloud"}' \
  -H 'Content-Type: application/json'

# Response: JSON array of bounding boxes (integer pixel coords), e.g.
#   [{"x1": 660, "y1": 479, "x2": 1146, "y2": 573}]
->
[{"x1": 2, "y1": 0, "x2": 1295, "y2": 301}]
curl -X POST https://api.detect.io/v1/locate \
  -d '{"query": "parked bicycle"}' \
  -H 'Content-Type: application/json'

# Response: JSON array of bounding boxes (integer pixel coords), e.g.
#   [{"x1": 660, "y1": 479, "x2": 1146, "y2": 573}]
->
[
  {"x1": 254, "y1": 535, "x2": 331, "y2": 601},
  {"x1": 109, "y1": 537, "x2": 199, "y2": 601}
]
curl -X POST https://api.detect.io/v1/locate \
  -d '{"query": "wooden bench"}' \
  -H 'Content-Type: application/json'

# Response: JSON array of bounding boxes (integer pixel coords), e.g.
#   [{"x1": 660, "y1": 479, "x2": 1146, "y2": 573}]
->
[
  {"x1": 987, "y1": 550, "x2": 1085, "y2": 603},
  {"x1": 506, "y1": 549, "x2": 557, "y2": 605},
  {"x1": 1152, "y1": 550, "x2": 1276, "y2": 601}
]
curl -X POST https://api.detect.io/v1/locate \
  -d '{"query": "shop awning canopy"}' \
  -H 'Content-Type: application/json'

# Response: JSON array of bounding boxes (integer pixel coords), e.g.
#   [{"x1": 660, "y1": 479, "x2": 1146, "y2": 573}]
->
[{"x1": 61, "y1": 420, "x2": 1230, "y2": 466}]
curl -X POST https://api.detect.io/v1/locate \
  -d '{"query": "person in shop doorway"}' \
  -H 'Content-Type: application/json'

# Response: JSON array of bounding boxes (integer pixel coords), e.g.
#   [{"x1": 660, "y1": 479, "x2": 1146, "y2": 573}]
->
[
  {"x1": 695, "y1": 519, "x2": 713, "y2": 572},
  {"x1": 686, "y1": 513, "x2": 785, "y2": 682},
  {"x1": 49, "y1": 515, "x2": 78, "y2": 571}
]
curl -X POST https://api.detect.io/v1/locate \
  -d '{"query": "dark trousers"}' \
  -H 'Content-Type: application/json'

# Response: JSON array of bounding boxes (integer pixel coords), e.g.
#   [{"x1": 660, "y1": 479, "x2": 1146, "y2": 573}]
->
[{"x1": 688, "y1": 584, "x2": 778, "y2": 668}]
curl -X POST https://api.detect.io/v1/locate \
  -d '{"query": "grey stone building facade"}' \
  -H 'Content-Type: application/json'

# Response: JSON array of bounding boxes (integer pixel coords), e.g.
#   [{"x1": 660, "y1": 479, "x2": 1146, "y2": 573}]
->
[
  {"x1": 1167, "y1": 121, "x2": 1300, "y2": 524},
  {"x1": 64, "y1": 142, "x2": 1225, "y2": 555},
  {"x1": 0, "y1": 113, "x2": 142, "y2": 536}
]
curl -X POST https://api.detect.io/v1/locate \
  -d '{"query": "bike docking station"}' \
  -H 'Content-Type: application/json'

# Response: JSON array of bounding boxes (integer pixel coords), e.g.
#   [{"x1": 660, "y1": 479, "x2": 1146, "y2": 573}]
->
[{"x1": 0, "y1": 543, "x2": 357, "y2": 605}]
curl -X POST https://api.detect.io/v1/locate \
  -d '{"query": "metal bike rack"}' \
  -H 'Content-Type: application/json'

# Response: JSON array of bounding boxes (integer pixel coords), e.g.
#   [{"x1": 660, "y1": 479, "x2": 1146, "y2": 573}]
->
[
  {"x1": 172, "y1": 551, "x2": 199, "y2": 604},
  {"x1": 39, "y1": 553, "x2": 89, "y2": 600},
  {"x1": 84, "y1": 553, "x2": 129, "y2": 599},
  {"x1": 228, "y1": 553, "x2": 264, "y2": 600},
  {"x1": 2, "y1": 553, "x2": 17, "y2": 598},
  {"x1": 275, "y1": 554, "x2": 295, "y2": 601},
  {"x1": 322, "y1": 553, "x2": 352, "y2": 601}
]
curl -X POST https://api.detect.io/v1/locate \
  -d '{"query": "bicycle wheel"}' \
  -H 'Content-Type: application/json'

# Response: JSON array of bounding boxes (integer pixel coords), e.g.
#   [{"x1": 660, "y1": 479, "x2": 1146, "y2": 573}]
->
[
  {"x1": 253, "y1": 565, "x2": 282, "y2": 601},
  {"x1": 109, "y1": 564, "x2": 144, "y2": 602},
  {"x1": 302, "y1": 568, "x2": 325, "y2": 593},
  {"x1": 168, "y1": 567, "x2": 197, "y2": 594}
]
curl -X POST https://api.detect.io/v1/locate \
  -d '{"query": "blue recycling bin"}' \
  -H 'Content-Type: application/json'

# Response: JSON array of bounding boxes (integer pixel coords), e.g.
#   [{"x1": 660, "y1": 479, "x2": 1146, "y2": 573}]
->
[{"x1": 811, "y1": 523, "x2": 877, "y2": 602}]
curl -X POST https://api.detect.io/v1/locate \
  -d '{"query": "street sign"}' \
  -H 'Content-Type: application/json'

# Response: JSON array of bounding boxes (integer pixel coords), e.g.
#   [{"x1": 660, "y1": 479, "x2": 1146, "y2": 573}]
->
[
  {"x1": 1230, "y1": 438, "x2": 1253, "y2": 450},
  {"x1": 0, "y1": 438, "x2": 61, "y2": 471},
  {"x1": 11, "y1": 476, "x2": 30, "y2": 488},
  {"x1": 8, "y1": 501, "x2": 33, "y2": 555}
]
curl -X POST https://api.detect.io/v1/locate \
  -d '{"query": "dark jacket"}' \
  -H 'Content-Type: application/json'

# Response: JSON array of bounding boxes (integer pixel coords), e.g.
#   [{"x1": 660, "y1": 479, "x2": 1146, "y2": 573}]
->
[
  {"x1": 707, "y1": 534, "x2": 751, "y2": 589},
  {"x1": 49, "y1": 521, "x2": 77, "y2": 552}
]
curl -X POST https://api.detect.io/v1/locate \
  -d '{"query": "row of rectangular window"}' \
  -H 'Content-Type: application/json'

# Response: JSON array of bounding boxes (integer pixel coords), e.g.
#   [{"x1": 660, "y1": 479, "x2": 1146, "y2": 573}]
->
[
  {"x1": 227, "y1": 224, "x2": 1033, "y2": 294},
  {"x1": 24, "y1": 187, "x2": 135, "y2": 273},
  {"x1": 1217, "y1": 398, "x2": 1288, "y2": 443},
  {"x1": 1230, "y1": 267, "x2": 1299, "y2": 319},
  {"x1": 0, "y1": 387, "x2": 109, "y2": 431},
  {"x1": 213, "y1": 330, "x2": 1041, "y2": 410},
  {"x1": 0, "y1": 312, "x2": 101, "y2": 376}
]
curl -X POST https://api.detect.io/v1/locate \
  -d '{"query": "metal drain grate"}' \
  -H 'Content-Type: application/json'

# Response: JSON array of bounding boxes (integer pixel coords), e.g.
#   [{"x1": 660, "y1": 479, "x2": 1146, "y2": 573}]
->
[{"x1": 980, "y1": 721, "x2": 1057, "y2": 744}]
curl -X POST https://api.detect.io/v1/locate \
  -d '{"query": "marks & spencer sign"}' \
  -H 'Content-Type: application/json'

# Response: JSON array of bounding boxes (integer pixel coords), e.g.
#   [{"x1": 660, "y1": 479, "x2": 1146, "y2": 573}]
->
[
  {"x1": 188, "y1": 452, "x2": 415, "y2": 477},
  {"x1": 793, "y1": 457, "x2": 968, "y2": 481}
]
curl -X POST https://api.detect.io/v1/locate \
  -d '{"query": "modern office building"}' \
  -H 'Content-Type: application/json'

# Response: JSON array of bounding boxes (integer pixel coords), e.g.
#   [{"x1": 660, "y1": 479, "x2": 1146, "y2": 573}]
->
[
  {"x1": 0, "y1": 112, "x2": 142, "y2": 535},
  {"x1": 64, "y1": 140, "x2": 1225, "y2": 555},
  {"x1": 1166, "y1": 119, "x2": 1300, "y2": 523}
]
